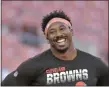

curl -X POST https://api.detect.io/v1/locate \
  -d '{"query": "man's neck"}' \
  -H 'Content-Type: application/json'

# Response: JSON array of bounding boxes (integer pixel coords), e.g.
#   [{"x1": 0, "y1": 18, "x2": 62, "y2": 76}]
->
[{"x1": 51, "y1": 46, "x2": 77, "y2": 61}]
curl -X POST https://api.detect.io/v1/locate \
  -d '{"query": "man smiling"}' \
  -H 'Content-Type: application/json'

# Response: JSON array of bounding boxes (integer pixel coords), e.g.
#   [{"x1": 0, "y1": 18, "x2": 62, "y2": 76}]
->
[{"x1": 2, "y1": 10, "x2": 109, "y2": 86}]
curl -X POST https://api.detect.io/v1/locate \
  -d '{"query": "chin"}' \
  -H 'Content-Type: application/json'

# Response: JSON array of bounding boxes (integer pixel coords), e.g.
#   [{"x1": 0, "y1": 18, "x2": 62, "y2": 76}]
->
[
  {"x1": 51, "y1": 43, "x2": 70, "y2": 53},
  {"x1": 56, "y1": 47, "x2": 69, "y2": 53}
]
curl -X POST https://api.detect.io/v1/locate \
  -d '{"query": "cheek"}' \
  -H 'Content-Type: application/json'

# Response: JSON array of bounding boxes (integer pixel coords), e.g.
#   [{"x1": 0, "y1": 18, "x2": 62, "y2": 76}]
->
[
  {"x1": 65, "y1": 31, "x2": 72, "y2": 37},
  {"x1": 64, "y1": 29, "x2": 71, "y2": 34},
  {"x1": 67, "y1": 32, "x2": 73, "y2": 41},
  {"x1": 68, "y1": 30, "x2": 73, "y2": 35},
  {"x1": 47, "y1": 35, "x2": 54, "y2": 42}
]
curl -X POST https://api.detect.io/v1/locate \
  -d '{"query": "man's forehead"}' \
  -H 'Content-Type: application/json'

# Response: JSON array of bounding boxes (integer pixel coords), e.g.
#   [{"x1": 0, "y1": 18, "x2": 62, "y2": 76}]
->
[{"x1": 48, "y1": 22, "x2": 67, "y2": 29}]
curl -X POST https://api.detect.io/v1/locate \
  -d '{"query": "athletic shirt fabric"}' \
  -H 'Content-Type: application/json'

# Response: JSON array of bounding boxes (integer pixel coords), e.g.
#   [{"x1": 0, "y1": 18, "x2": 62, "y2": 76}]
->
[{"x1": 2, "y1": 49, "x2": 109, "y2": 86}]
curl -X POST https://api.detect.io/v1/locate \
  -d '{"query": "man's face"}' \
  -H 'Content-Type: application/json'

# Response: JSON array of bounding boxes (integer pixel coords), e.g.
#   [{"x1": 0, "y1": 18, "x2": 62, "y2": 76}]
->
[{"x1": 46, "y1": 22, "x2": 73, "y2": 53}]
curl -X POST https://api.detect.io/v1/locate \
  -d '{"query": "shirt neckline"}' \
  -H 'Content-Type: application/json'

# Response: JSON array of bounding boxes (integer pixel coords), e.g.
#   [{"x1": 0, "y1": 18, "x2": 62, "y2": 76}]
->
[{"x1": 49, "y1": 49, "x2": 80, "y2": 63}]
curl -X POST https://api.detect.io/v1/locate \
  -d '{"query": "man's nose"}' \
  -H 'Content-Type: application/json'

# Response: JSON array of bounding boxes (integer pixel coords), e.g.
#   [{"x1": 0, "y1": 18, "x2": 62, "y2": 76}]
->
[{"x1": 56, "y1": 30, "x2": 62, "y2": 37}]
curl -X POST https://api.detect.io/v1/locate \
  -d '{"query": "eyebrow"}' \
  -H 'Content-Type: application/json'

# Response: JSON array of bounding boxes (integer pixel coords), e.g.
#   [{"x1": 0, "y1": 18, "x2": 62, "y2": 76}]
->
[
  {"x1": 59, "y1": 25, "x2": 66, "y2": 28},
  {"x1": 50, "y1": 28, "x2": 56, "y2": 30},
  {"x1": 49, "y1": 28, "x2": 56, "y2": 32}
]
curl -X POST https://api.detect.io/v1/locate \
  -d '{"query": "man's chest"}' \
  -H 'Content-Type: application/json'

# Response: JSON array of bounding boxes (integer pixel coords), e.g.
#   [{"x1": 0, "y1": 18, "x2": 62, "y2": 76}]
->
[{"x1": 31, "y1": 65, "x2": 98, "y2": 86}]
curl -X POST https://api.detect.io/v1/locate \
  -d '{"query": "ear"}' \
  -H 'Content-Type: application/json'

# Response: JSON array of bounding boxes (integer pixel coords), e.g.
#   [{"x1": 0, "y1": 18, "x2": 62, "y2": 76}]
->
[
  {"x1": 69, "y1": 26, "x2": 73, "y2": 36},
  {"x1": 45, "y1": 34, "x2": 49, "y2": 40},
  {"x1": 46, "y1": 36, "x2": 49, "y2": 40},
  {"x1": 44, "y1": 34, "x2": 50, "y2": 44},
  {"x1": 70, "y1": 28, "x2": 73, "y2": 35},
  {"x1": 46, "y1": 36, "x2": 50, "y2": 44}
]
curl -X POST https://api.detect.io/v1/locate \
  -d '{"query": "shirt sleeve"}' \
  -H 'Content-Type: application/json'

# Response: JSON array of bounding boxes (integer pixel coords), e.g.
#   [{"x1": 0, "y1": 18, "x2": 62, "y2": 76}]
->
[
  {"x1": 2, "y1": 59, "x2": 36, "y2": 86},
  {"x1": 96, "y1": 59, "x2": 109, "y2": 86},
  {"x1": 1, "y1": 71, "x2": 17, "y2": 86}
]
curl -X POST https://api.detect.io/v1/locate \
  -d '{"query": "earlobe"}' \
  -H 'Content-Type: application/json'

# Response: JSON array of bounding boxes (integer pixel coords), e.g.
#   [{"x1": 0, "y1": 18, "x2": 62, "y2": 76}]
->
[
  {"x1": 69, "y1": 26, "x2": 73, "y2": 35},
  {"x1": 45, "y1": 35, "x2": 48, "y2": 40},
  {"x1": 70, "y1": 28, "x2": 73, "y2": 36},
  {"x1": 44, "y1": 32, "x2": 48, "y2": 39},
  {"x1": 45, "y1": 36, "x2": 49, "y2": 44},
  {"x1": 45, "y1": 35, "x2": 50, "y2": 44}
]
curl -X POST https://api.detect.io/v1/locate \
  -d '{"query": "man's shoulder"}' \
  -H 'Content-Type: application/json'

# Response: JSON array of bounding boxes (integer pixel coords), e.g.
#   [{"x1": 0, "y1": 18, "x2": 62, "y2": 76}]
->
[
  {"x1": 26, "y1": 49, "x2": 51, "y2": 61},
  {"x1": 77, "y1": 49, "x2": 108, "y2": 67},
  {"x1": 17, "y1": 49, "x2": 51, "y2": 71},
  {"x1": 77, "y1": 49, "x2": 102, "y2": 62},
  {"x1": 31, "y1": 48, "x2": 51, "y2": 60}
]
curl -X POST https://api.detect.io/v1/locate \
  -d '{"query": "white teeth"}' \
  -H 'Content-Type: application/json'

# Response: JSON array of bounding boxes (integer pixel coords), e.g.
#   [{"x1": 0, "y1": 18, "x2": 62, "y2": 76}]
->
[{"x1": 57, "y1": 39, "x2": 65, "y2": 43}]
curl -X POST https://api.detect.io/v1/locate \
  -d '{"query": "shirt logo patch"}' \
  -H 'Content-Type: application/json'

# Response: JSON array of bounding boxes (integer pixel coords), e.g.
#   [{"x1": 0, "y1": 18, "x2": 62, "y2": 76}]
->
[{"x1": 14, "y1": 71, "x2": 18, "y2": 77}]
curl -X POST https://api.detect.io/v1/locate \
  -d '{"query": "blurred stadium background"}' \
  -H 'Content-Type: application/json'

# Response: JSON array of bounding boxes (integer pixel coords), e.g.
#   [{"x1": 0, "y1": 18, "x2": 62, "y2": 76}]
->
[{"x1": 1, "y1": 1, "x2": 108, "y2": 80}]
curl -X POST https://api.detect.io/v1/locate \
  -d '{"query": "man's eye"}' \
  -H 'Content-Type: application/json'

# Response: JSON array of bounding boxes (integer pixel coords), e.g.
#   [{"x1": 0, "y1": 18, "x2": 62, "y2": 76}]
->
[
  {"x1": 60, "y1": 28, "x2": 65, "y2": 31},
  {"x1": 50, "y1": 31, "x2": 55, "y2": 34}
]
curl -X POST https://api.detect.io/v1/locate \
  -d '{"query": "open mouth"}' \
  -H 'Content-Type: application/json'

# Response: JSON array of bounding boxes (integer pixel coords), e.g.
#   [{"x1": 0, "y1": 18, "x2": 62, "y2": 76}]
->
[
  {"x1": 56, "y1": 38, "x2": 67, "y2": 46},
  {"x1": 57, "y1": 38, "x2": 66, "y2": 43}
]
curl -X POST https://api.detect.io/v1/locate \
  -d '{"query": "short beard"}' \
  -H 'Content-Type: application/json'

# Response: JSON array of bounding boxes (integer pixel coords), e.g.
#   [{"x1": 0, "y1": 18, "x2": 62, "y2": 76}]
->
[
  {"x1": 50, "y1": 42, "x2": 70, "y2": 54},
  {"x1": 57, "y1": 48, "x2": 68, "y2": 53}
]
